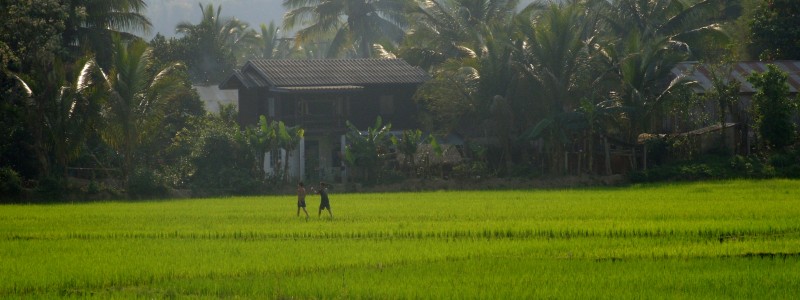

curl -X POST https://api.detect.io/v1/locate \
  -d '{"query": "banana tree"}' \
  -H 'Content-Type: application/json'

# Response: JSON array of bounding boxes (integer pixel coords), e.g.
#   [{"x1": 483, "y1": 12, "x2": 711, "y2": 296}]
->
[
  {"x1": 276, "y1": 120, "x2": 305, "y2": 182},
  {"x1": 344, "y1": 117, "x2": 392, "y2": 183},
  {"x1": 244, "y1": 115, "x2": 304, "y2": 183},
  {"x1": 391, "y1": 129, "x2": 425, "y2": 176}
]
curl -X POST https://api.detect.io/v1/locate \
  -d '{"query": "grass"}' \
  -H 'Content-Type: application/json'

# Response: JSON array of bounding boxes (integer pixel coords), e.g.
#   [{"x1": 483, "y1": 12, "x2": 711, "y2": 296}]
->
[{"x1": 1, "y1": 179, "x2": 799, "y2": 298}]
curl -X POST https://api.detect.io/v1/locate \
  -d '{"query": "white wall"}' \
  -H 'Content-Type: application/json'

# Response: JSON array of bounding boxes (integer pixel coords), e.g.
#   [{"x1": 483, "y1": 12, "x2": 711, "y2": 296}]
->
[{"x1": 192, "y1": 85, "x2": 238, "y2": 114}]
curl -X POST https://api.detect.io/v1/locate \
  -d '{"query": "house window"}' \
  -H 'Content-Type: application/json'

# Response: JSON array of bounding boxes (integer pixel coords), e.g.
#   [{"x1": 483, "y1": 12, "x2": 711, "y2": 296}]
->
[{"x1": 379, "y1": 95, "x2": 394, "y2": 115}]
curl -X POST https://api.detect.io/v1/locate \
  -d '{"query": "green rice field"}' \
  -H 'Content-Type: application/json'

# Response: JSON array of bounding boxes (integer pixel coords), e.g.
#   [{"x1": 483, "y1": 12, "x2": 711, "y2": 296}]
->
[{"x1": 1, "y1": 179, "x2": 800, "y2": 298}]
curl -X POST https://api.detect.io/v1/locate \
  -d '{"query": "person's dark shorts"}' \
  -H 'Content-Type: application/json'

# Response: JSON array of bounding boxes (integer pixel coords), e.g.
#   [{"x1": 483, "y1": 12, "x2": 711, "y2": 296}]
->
[
  {"x1": 319, "y1": 200, "x2": 330, "y2": 210},
  {"x1": 298, "y1": 199, "x2": 306, "y2": 208}
]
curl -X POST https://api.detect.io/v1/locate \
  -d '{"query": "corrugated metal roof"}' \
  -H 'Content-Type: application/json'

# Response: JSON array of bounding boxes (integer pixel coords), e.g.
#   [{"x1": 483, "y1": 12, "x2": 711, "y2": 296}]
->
[
  {"x1": 672, "y1": 61, "x2": 800, "y2": 94},
  {"x1": 240, "y1": 59, "x2": 429, "y2": 88},
  {"x1": 271, "y1": 85, "x2": 365, "y2": 93},
  {"x1": 219, "y1": 69, "x2": 264, "y2": 89}
]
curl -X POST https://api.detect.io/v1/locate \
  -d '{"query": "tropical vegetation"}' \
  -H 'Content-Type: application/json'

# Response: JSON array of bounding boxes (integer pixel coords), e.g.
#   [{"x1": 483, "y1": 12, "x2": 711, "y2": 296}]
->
[{"x1": 2, "y1": 0, "x2": 800, "y2": 201}]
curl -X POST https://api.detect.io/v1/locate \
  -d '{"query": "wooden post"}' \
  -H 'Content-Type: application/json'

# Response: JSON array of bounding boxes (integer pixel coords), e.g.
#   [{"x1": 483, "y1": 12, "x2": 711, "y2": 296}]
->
[{"x1": 643, "y1": 144, "x2": 647, "y2": 171}]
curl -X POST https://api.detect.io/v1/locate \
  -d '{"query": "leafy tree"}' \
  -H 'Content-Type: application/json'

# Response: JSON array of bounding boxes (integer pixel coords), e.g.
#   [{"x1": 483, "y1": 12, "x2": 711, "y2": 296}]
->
[
  {"x1": 749, "y1": 0, "x2": 800, "y2": 60},
  {"x1": 1, "y1": 0, "x2": 68, "y2": 180},
  {"x1": 149, "y1": 34, "x2": 191, "y2": 70},
  {"x1": 747, "y1": 64, "x2": 797, "y2": 151},
  {"x1": 413, "y1": 58, "x2": 481, "y2": 132},
  {"x1": 189, "y1": 114, "x2": 260, "y2": 196},
  {"x1": 283, "y1": 0, "x2": 413, "y2": 58},
  {"x1": 701, "y1": 62, "x2": 742, "y2": 154}
]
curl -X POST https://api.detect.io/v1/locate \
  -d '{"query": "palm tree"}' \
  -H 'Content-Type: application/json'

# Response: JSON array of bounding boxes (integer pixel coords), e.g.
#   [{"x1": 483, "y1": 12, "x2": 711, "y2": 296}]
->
[
  {"x1": 402, "y1": 0, "x2": 519, "y2": 70},
  {"x1": 9, "y1": 56, "x2": 104, "y2": 180},
  {"x1": 49, "y1": 57, "x2": 105, "y2": 179},
  {"x1": 176, "y1": 3, "x2": 257, "y2": 84},
  {"x1": 283, "y1": 0, "x2": 413, "y2": 58},
  {"x1": 514, "y1": 1, "x2": 599, "y2": 173},
  {"x1": 596, "y1": 0, "x2": 732, "y2": 58},
  {"x1": 96, "y1": 36, "x2": 183, "y2": 189},
  {"x1": 406, "y1": 1, "x2": 521, "y2": 173},
  {"x1": 63, "y1": 0, "x2": 152, "y2": 67},
  {"x1": 515, "y1": 1, "x2": 597, "y2": 114},
  {"x1": 591, "y1": 0, "x2": 736, "y2": 141},
  {"x1": 257, "y1": 22, "x2": 280, "y2": 59},
  {"x1": 254, "y1": 21, "x2": 301, "y2": 60}
]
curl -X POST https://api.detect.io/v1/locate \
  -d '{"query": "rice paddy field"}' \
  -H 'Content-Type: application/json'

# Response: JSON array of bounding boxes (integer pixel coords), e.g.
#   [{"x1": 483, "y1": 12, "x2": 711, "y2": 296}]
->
[{"x1": 1, "y1": 179, "x2": 800, "y2": 299}]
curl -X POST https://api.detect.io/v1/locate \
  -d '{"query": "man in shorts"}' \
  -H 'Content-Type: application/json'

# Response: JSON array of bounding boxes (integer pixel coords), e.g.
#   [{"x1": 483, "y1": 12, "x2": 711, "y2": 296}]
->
[
  {"x1": 316, "y1": 182, "x2": 333, "y2": 218},
  {"x1": 297, "y1": 182, "x2": 309, "y2": 219}
]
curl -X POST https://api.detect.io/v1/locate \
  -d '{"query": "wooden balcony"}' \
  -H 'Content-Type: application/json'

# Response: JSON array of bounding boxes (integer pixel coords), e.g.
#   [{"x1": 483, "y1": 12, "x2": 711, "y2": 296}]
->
[{"x1": 279, "y1": 114, "x2": 347, "y2": 134}]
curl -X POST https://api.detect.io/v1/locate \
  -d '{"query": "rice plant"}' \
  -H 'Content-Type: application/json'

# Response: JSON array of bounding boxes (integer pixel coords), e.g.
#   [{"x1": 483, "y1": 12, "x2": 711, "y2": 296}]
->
[{"x1": 1, "y1": 179, "x2": 799, "y2": 298}]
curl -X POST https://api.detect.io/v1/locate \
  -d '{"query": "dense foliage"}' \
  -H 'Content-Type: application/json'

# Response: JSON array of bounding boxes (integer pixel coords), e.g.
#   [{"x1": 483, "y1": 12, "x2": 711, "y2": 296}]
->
[
  {"x1": 749, "y1": 0, "x2": 800, "y2": 60},
  {"x1": 748, "y1": 64, "x2": 797, "y2": 151},
  {"x1": 1, "y1": 0, "x2": 799, "y2": 201}
]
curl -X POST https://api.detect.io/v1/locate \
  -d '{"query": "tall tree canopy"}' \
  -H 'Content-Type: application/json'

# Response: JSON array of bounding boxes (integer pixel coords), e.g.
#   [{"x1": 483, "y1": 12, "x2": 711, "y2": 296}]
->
[
  {"x1": 749, "y1": 0, "x2": 800, "y2": 60},
  {"x1": 283, "y1": 0, "x2": 413, "y2": 58}
]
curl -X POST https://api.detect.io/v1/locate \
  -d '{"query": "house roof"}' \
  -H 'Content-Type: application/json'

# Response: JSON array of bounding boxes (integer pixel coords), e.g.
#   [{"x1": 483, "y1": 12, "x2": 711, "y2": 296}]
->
[
  {"x1": 672, "y1": 61, "x2": 800, "y2": 94},
  {"x1": 220, "y1": 59, "x2": 429, "y2": 90}
]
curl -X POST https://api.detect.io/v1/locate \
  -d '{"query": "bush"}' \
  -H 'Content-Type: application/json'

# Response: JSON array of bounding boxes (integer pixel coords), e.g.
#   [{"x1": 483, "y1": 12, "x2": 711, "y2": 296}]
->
[
  {"x1": 128, "y1": 168, "x2": 169, "y2": 199},
  {"x1": 629, "y1": 155, "x2": 777, "y2": 183},
  {"x1": 0, "y1": 167, "x2": 22, "y2": 202},
  {"x1": 34, "y1": 176, "x2": 66, "y2": 202},
  {"x1": 452, "y1": 161, "x2": 490, "y2": 179},
  {"x1": 770, "y1": 147, "x2": 800, "y2": 178},
  {"x1": 190, "y1": 131, "x2": 263, "y2": 197}
]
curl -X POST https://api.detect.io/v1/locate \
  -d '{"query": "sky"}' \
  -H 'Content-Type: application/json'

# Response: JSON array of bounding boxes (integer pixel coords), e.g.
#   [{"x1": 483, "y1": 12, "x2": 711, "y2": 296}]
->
[
  {"x1": 144, "y1": 0, "x2": 538, "y2": 40},
  {"x1": 144, "y1": 0, "x2": 287, "y2": 39}
]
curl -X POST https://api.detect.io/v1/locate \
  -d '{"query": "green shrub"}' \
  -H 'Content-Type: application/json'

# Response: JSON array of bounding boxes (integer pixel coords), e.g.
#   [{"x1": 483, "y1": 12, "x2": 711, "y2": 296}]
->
[
  {"x1": 190, "y1": 132, "x2": 262, "y2": 197},
  {"x1": 629, "y1": 155, "x2": 779, "y2": 183},
  {"x1": 128, "y1": 168, "x2": 169, "y2": 199},
  {"x1": 34, "y1": 176, "x2": 66, "y2": 202},
  {"x1": 770, "y1": 147, "x2": 800, "y2": 178},
  {"x1": 452, "y1": 161, "x2": 490, "y2": 179},
  {"x1": 0, "y1": 167, "x2": 22, "y2": 202}
]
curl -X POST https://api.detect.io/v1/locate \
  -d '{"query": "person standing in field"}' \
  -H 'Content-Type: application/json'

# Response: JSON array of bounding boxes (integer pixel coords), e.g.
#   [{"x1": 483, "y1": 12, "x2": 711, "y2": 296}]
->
[
  {"x1": 297, "y1": 182, "x2": 309, "y2": 219},
  {"x1": 315, "y1": 182, "x2": 333, "y2": 218}
]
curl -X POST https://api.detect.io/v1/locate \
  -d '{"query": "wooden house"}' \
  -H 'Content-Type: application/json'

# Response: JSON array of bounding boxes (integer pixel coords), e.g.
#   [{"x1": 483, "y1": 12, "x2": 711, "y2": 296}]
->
[
  {"x1": 219, "y1": 59, "x2": 429, "y2": 182},
  {"x1": 668, "y1": 61, "x2": 800, "y2": 155}
]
